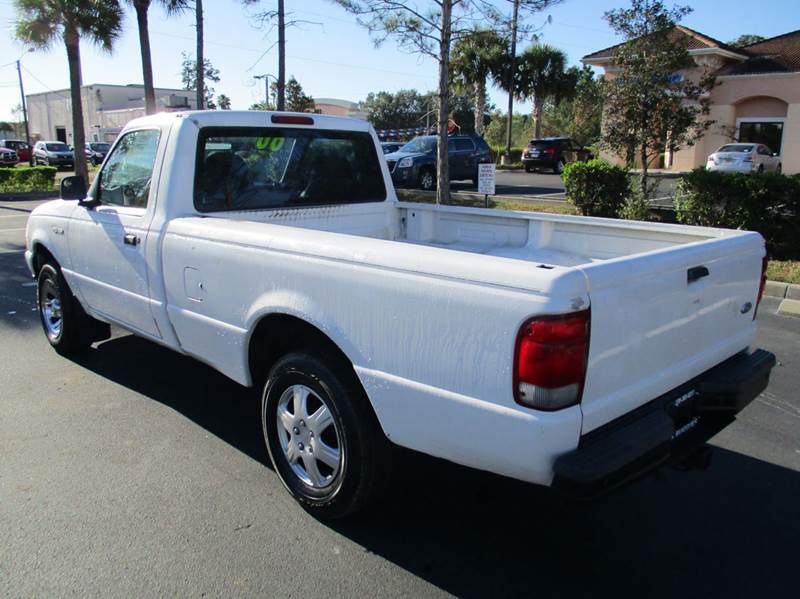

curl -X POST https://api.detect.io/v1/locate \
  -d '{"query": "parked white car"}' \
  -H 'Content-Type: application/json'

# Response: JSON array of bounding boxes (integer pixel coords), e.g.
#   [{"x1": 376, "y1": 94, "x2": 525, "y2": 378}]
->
[
  {"x1": 25, "y1": 111, "x2": 776, "y2": 519},
  {"x1": 706, "y1": 143, "x2": 782, "y2": 174}
]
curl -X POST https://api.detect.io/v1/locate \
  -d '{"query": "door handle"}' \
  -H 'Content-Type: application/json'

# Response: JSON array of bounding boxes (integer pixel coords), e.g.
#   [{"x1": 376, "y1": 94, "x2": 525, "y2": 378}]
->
[
  {"x1": 123, "y1": 233, "x2": 140, "y2": 246},
  {"x1": 687, "y1": 265, "x2": 709, "y2": 283}
]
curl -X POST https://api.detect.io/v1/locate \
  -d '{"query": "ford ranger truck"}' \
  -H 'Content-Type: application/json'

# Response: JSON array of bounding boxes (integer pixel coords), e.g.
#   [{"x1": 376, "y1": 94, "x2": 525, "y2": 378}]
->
[{"x1": 25, "y1": 111, "x2": 776, "y2": 519}]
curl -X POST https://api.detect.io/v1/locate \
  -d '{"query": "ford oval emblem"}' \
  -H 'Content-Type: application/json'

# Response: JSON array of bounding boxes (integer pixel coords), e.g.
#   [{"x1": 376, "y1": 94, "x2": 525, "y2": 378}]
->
[{"x1": 740, "y1": 302, "x2": 753, "y2": 314}]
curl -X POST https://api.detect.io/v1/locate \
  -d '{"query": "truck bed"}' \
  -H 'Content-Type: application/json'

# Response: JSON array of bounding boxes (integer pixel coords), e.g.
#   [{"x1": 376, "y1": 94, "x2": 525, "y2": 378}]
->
[{"x1": 207, "y1": 199, "x2": 763, "y2": 434}]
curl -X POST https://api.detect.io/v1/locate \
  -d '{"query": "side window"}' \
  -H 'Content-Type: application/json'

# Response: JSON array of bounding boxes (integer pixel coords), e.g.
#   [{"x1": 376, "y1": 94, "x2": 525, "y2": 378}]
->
[
  {"x1": 454, "y1": 138, "x2": 475, "y2": 152},
  {"x1": 97, "y1": 129, "x2": 160, "y2": 208}
]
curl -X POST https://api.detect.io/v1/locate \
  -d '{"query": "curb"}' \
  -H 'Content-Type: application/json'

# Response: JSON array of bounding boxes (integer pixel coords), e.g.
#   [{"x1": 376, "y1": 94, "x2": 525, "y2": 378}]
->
[
  {"x1": 778, "y1": 299, "x2": 800, "y2": 318},
  {"x1": 764, "y1": 280, "x2": 800, "y2": 318},
  {"x1": 0, "y1": 191, "x2": 58, "y2": 202},
  {"x1": 764, "y1": 280, "x2": 800, "y2": 300}
]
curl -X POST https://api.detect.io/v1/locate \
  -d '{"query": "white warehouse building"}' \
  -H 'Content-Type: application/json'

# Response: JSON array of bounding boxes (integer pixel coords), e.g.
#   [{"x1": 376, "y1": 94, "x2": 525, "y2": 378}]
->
[{"x1": 26, "y1": 83, "x2": 197, "y2": 145}]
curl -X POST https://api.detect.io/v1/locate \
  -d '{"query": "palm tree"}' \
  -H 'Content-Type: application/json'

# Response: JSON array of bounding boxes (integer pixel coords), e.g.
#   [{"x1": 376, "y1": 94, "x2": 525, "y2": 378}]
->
[
  {"x1": 15, "y1": 0, "x2": 123, "y2": 181},
  {"x1": 450, "y1": 29, "x2": 506, "y2": 134},
  {"x1": 129, "y1": 1, "x2": 188, "y2": 115},
  {"x1": 515, "y1": 44, "x2": 578, "y2": 139}
]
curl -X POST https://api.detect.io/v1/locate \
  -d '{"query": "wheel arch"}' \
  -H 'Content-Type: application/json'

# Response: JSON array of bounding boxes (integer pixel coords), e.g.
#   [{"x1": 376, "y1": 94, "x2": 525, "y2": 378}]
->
[
  {"x1": 247, "y1": 311, "x2": 363, "y2": 389},
  {"x1": 31, "y1": 241, "x2": 57, "y2": 275}
]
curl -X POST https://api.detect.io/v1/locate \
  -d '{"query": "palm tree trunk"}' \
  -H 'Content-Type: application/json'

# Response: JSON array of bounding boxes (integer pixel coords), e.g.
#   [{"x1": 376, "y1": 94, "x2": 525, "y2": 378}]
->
[
  {"x1": 533, "y1": 97, "x2": 543, "y2": 139},
  {"x1": 195, "y1": 0, "x2": 204, "y2": 110},
  {"x1": 474, "y1": 78, "x2": 485, "y2": 135},
  {"x1": 503, "y1": 0, "x2": 520, "y2": 163},
  {"x1": 277, "y1": 0, "x2": 286, "y2": 111},
  {"x1": 436, "y1": 0, "x2": 452, "y2": 205},
  {"x1": 134, "y1": 1, "x2": 156, "y2": 115},
  {"x1": 64, "y1": 29, "x2": 88, "y2": 182}
]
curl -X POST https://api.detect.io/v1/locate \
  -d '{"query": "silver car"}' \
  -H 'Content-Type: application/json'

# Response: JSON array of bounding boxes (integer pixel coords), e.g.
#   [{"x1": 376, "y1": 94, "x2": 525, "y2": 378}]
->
[{"x1": 706, "y1": 143, "x2": 782, "y2": 174}]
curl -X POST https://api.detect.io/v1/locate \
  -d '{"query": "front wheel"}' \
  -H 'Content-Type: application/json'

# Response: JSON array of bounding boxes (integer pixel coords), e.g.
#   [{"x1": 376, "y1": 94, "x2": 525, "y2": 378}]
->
[
  {"x1": 776, "y1": 163, "x2": 782, "y2": 174},
  {"x1": 262, "y1": 351, "x2": 386, "y2": 519},
  {"x1": 418, "y1": 168, "x2": 436, "y2": 191},
  {"x1": 37, "y1": 262, "x2": 93, "y2": 355}
]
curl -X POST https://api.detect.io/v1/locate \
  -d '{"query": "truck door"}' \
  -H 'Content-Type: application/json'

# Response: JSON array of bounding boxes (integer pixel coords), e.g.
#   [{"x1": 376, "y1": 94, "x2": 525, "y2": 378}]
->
[{"x1": 68, "y1": 128, "x2": 162, "y2": 338}]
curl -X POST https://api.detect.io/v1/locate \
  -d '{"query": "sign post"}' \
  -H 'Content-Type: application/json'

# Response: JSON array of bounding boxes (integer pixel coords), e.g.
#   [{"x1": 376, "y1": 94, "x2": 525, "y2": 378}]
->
[{"x1": 478, "y1": 163, "x2": 496, "y2": 208}]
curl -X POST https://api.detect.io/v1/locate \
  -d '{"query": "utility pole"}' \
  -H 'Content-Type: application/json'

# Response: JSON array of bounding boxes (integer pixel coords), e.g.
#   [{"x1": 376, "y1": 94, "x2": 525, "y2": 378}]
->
[
  {"x1": 503, "y1": 0, "x2": 520, "y2": 165},
  {"x1": 16, "y1": 59, "x2": 33, "y2": 166},
  {"x1": 276, "y1": 0, "x2": 286, "y2": 111}
]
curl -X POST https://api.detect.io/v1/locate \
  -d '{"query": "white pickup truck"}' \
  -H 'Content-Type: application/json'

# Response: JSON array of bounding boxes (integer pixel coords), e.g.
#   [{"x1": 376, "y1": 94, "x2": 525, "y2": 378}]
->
[{"x1": 26, "y1": 111, "x2": 775, "y2": 518}]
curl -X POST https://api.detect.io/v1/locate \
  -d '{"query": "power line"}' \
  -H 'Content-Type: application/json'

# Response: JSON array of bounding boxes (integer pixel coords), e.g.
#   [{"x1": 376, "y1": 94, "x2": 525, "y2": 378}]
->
[{"x1": 20, "y1": 64, "x2": 71, "y2": 99}]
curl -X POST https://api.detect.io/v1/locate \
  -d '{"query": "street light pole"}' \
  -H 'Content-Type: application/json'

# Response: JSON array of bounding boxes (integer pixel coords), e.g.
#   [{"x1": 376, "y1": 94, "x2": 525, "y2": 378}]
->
[{"x1": 16, "y1": 58, "x2": 33, "y2": 166}]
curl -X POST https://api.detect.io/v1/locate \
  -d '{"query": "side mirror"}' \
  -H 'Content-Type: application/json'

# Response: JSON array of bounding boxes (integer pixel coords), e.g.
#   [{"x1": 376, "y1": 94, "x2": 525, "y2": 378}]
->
[{"x1": 60, "y1": 175, "x2": 87, "y2": 201}]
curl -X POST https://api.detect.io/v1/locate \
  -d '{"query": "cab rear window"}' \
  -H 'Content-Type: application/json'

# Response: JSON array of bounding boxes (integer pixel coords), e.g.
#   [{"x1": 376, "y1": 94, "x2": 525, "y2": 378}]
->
[{"x1": 194, "y1": 127, "x2": 386, "y2": 212}]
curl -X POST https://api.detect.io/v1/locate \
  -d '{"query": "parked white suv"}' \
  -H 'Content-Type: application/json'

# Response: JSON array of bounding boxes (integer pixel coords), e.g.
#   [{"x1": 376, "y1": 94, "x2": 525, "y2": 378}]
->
[{"x1": 706, "y1": 143, "x2": 781, "y2": 174}]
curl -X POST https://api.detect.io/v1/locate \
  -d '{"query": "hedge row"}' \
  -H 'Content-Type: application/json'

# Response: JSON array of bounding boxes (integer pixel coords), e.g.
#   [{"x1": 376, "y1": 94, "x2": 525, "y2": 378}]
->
[
  {"x1": 675, "y1": 169, "x2": 800, "y2": 260},
  {"x1": 0, "y1": 167, "x2": 58, "y2": 193}
]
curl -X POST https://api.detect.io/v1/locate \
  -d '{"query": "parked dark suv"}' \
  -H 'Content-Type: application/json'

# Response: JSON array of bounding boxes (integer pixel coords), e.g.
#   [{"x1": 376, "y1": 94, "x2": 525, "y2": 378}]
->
[
  {"x1": 384, "y1": 133, "x2": 493, "y2": 190},
  {"x1": 521, "y1": 137, "x2": 593, "y2": 174}
]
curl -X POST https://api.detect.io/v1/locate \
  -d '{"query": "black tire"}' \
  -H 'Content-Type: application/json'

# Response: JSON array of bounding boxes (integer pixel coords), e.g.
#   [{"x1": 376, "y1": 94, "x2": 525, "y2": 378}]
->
[
  {"x1": 554, "y1": 159, "x2": 566, "y2": 175},
  {"x1": 776, "y1": 164, "x2": 782, "y2": 174},
  {"x1": 37, "y1": 262, "x2": 97, "y2": 355},
  {"x1": 524, "y1": 164, "x2": 533, "y2": 173},
  {"x1": 262, "y1": 351, "x2": 386, "y2": 519},
  {"x1": 418, "y1": 168, "x2": 436, "y2": 191},
  {"x1": 757, "y1": 165, "x2": 764, "y2": 174}
]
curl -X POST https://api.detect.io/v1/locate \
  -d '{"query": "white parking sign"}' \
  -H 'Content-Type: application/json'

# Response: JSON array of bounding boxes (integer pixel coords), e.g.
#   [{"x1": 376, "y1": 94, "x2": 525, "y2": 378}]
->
[{"x1": 478, "y1": 163, "x2": 496, "y2": 195}]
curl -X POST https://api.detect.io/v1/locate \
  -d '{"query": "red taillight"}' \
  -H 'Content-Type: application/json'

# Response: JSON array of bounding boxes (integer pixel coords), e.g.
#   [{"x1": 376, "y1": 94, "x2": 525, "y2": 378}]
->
[
  {"x1": 513, "y1": 310, "x2": 590, "y2": 411},
  {"x1": 542, "y1": 147, "x2": 555, "y2": 155},
  {"x1": 271, "y1": 114, "x2": 315, "y2": 125},
  {"x1": 755, "y1": 255, "x2": 768, "y2": 319}
]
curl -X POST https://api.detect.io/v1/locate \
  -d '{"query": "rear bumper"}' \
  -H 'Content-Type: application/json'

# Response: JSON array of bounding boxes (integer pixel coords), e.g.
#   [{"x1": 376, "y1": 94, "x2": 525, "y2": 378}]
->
[{"x1": 552, "y1": 349, "x2": 776, "y2": 497}]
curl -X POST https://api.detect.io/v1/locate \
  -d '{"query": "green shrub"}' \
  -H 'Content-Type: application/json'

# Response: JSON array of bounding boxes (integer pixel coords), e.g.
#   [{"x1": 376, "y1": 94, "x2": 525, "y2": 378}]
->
[
  {"x1": 561, "y1": 159, "x2": 630, "y2": 217},
  {"x1": 675, "y1": 169, "x2": 800, "y2": 259},
  {"x1": 0, "y1": 167, "x2": 58, "y2": 193}
]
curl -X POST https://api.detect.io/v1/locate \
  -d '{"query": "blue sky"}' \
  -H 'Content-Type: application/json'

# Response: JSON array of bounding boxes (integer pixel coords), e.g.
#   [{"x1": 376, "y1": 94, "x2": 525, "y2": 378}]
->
[{"x1": 0, "y1": 0, "x2": 797, "y2": 122}]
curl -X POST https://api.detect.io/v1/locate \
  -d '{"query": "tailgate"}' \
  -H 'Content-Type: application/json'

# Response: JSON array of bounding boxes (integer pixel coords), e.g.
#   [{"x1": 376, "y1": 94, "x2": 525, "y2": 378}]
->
[{"x1": 578, "y1": 231, "x2": 765, "y2": 433}]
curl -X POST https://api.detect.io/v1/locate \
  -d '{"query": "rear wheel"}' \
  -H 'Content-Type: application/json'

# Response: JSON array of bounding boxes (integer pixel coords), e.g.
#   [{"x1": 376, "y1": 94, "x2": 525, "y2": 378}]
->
[
  {"x1": 554, "y1": 159, "x2": 566, "y2": 175},
  {"x1": 262, "y1": 351, "x2": 386, "y2": 519},
  {"x1": 524, "y1": 163, "x2": 533, "y2": 173},
  {"x1": 757, "y1": 165, "x2": 764, "y2": 174},
  {"x1": 37, "y1": 262, "x2": 100, "y2": 355}
]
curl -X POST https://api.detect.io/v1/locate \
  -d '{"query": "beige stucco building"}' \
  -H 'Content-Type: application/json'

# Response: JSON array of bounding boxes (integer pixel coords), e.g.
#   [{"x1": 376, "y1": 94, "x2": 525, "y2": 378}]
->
[
  {"x1": 584, "y1": 27, "x2": 800, "y2": 174},
  {"x1": 26, "y1": 83, "x2": 196, "y2": 144}
]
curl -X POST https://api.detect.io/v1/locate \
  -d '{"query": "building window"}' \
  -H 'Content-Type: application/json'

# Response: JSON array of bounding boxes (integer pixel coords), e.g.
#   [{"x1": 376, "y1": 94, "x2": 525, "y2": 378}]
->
[{"x1": 739, "y1": 121, "x2": 784, "y2": 155}]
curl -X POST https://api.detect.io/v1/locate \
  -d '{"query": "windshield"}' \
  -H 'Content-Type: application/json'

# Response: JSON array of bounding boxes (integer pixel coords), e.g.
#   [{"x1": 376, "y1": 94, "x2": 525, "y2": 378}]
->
[
  {"x1": 194, "y1": 127, "x2": 386, "y2": 212},
  {"x1": 717, "y1": 144, "x2": 754, "y2": 153},
  {"x1": 46, "y1": 143, "x2": 69, "y2": 152},
  {"x1": 90, "y1": 143, "x2": 110, "y2": 151},
  {"x1": 400, "y1": 137, "x2": 436, "y2": 154}
]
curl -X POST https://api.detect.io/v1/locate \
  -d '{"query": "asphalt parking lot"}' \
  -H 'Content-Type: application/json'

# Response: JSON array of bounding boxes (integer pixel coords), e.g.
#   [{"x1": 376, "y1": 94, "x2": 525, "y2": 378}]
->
[{"x1": 1, "y1": 199, "x2": 798, "y2": 598}]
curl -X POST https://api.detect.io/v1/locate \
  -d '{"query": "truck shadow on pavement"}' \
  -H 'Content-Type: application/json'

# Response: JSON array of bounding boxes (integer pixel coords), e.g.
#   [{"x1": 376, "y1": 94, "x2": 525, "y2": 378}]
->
[{"x1": 72, "y1": 333, "x2": 799, "y2": 599}]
